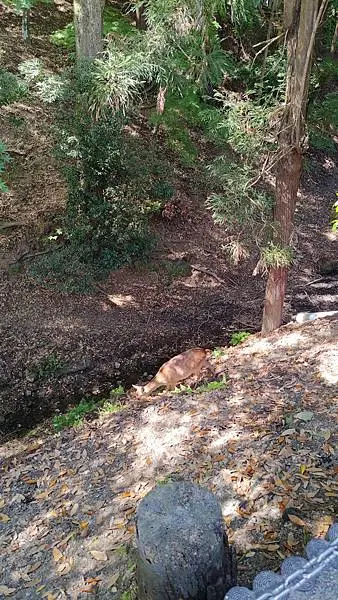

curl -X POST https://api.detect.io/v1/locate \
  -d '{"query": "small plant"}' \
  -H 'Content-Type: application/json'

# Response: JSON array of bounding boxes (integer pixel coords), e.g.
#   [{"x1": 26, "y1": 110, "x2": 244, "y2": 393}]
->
[
  {"x1": 8, "y1": 114, "x2": 25, "y2": 128},
  {"x1": 110, "y1": 385, "x2": 125, "y2": 397},
  {"x1": 229, "y1": 331, "x2": 251, "y2": 346},
  {"x1": 28, "y1": 354, "x2": 65, "y2": 380},
  {"x1": 53, "y1": 399, "x2": 96, "y2": 431},
  {"x1": 156, "y1": 475, "x2": 173, "y2": 485},
  {"x1": 99, "y1": 400, "x2": 125, "y2": 415},
  {"x1": 0, "y1": 69, "x2": 27, "y2": 106},
  {"x1": 212, "y1": 347, "x2": 226, "y2": 358},
  {"x1": 195, "y1": 378, "x2": 227, "y2": 393}
]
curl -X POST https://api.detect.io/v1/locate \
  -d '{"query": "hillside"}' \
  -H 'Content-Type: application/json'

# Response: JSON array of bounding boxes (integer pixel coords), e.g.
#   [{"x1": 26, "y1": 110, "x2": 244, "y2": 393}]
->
[
  {"x1": 0, "y1": 315, "x2": 337, "y2": 599},
  {"x1": 1, "y1": 2, "x2": 337, "y2": 437}
]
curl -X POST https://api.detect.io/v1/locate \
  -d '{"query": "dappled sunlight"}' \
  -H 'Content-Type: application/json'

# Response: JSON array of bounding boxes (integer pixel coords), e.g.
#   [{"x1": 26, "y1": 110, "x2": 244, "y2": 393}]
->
[
  {"x1": 324, "y1": 229, "x2": 338, "y2": 242},
  {"x1": 107, "y1": 294, "x2": 139, "y2": 308},
  {"x1": 317, "y1": 348, "x2": 338, "y2": 385}
]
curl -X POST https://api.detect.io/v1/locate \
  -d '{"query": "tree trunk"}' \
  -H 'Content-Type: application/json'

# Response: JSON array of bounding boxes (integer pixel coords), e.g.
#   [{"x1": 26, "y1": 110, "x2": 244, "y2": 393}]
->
[
  {"x1": 261, "y1": 0, "x2": 329, "y2": 334},
  {"x1": 73, "y1": 0, "x2": 103, "y2": 60},
  {"x1": 135, "y1": 3, "x2": 147, "y2": 30},
  {"x1": 136, "y1": 482, "x2": 237, "y2": 599},
  {"x1": 331, "y1": 17, "x2": 338, "y2": 54},
  {"x1": 22, "y1": 8, "x2": 29, "y2": 43}
]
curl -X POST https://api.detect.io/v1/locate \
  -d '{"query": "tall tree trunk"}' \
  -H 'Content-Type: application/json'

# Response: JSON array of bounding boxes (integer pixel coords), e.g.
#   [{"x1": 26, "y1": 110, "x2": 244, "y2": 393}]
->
[
  {"x1": 331, "y1": 16, "x2": 338, "y2": 54},
  {"x1": 22, "y1": 8, "x2": 29, "y2": 42},
  {"x1": 73, "y1": 0, "x2": 103, "y2": 59},
  {"x1": 135, "y1": 3, "x2": 146, "y2": 30},
  {"x1": 261, "y1": 0, "x2": 328, "y2": 334}
]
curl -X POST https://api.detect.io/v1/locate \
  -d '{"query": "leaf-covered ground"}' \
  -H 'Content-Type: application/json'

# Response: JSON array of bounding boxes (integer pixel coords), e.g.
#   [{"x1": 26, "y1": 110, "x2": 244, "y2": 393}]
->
[{"x1": 1, "y1": 316, "x2": 337, "y2": 599}]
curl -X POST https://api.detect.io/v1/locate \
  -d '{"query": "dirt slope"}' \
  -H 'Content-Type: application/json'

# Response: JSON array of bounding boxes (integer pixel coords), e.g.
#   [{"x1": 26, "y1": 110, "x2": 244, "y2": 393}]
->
[
  {"x1": 0, "y1": 2, "x2": 337, "y2": 437},
  {"x1": 0, "y1": 315, "x2": 337, "y2": 599}
]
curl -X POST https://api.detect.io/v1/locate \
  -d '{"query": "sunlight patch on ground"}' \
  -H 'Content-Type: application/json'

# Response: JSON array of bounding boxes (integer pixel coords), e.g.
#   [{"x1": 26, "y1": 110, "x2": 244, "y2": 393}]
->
[
  {"x1": 317, "y1": 348, "x2": 338, "y2": 384},
  {"x1": 107, "y1": 294, "x2": 139, "y2": 308},
  {"x1": 208, "y1": 427, "x2": 242, "y2": 451},
  {"x1": 136, "y1": 406, "x2": 192, "y2": 463}
]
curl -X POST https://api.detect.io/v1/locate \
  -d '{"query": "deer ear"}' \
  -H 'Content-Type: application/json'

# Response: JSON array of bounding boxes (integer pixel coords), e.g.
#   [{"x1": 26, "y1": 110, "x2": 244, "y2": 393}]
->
[{"x1": 132, "y1": 384, "x2": 142, "y2": 391}]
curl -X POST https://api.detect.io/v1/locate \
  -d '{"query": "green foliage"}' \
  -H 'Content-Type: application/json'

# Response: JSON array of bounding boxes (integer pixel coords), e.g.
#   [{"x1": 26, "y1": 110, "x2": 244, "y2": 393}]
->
[
  {"x1": 110, "y1": 385, "x2": 125, "y2": 397},
  {"x1": 227, "y1": 0, "x2": 261, "y2": 33},
  {"x1": 53, "y1": 399, "x2": 96, "y2": 431},
  {"x1": 27, "y1": 246, "x2": 109, "y2": 293},
  {"x1": 50, "y1": 5, "x2": 136, "y2": 49},
  {"x1": 195, "y1": 378, "x2": 227, "y2": 392},
  {"x1": 99, "y1": 399, "x2": 125, "y2": 415},
  {"x1": 212, "y1": 346, "x2": 226, "y2": 358},
  {"x1": 50, "y1": 23, "x2": 75, "y2": 49},
  {"x1": 18, "y1": 59, "x2": 65, "y2": 103},
  {"x1": 311, "y1": 57, "x2": 338, "y2": 91},
  {"x1": 229, "y1": 331, "x2": 250, "y2": 346},
  {"x1": 29, "y1": 354, "x2": 65, "y2": 380},
  {"x1": 309, "y1": 129, "x2": 336, "y2": 153},
  {"x1": 309, "y1": 92, "x2": 338, "y2": 134},
  {"x1": 331, "y1": 194, "x2": 338, "y2": 232},
  {"x1": 261, "y1": 243, "x2": 293, "y2": 269},
  {"x1": 0, "y1": 69, "x2": 27, "y2": 106},
  {"x1": 0, "y1": 141, "x2": 11, "y2": 193},
  {"x1": 51, "y1": 66, "x2": 155, "y2": 280},
  {"x1": 206, "y1": 158, "x2": 272, "y2": 228}
]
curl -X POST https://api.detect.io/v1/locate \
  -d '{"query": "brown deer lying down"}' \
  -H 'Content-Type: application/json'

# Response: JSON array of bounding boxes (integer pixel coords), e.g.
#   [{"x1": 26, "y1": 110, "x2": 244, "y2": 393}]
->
[{"x1": 132, "y1": 348, "x2": 213, "y2": 397}]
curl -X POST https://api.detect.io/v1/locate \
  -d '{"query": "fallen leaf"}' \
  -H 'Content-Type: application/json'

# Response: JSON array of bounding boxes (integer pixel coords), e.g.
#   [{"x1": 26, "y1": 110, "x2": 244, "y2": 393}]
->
[
  {"x1": 89, "y1": 550, "x2": 108, "y2": 561},
  {"x1": 0, "y1": 513, "x2": 10, "y2": 523},
  {"x1": 52, "y1": 547, "x2": 63, "y2": 563},
  {"x1": 27, "y1": 562, "x2": 42, "y2": 574},
  {"x1": 0, "y1": 498, "x2": 5, "y2": 509},
  {"x1": 106, "y1": 573, "x2": 119, "y2": 588},
  {"x1": 0, "y1": 585, "x2": 16, "y2": 596},
  {"x1": 288, "y1": 514, "x2": 307, "y2": 527}
]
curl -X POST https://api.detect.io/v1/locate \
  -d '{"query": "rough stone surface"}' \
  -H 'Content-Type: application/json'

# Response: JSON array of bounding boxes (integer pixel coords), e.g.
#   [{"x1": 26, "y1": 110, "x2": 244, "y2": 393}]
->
[
  {"x1": 136, "y1": 481, "x2": 236, "y2": 599},
  {"x1": 225, "y1": 523, "x2": 338, "y2": 600}
]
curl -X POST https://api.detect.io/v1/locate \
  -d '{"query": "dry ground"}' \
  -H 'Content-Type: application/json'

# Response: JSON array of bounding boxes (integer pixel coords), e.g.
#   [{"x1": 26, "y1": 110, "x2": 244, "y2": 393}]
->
[{"x1": 0, "y1": 316, "x2": 337, "y2": 599}]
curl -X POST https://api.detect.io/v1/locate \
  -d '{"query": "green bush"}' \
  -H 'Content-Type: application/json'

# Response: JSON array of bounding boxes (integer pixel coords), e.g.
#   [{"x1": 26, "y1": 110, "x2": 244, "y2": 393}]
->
[
  {"x1": 0, "y1": 69, "x2": 27, "y2": 106},
  {"x1": 230, "y1": 331, "x2": 251, "y2": 346},
  {"x1": 54, "y1": 66, "x2": 154, "y2": 277}
]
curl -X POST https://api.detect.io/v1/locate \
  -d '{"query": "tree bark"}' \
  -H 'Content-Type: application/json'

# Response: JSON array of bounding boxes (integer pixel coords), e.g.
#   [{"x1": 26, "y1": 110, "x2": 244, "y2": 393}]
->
[
  {"x1": 261, "y1": 0, "x2": 328, "y2": 334},
  {"x1": 136, "y1": 482, "x2": 237, "y2": 599},
  {"x1": 135, "y1": 3, "x2": 147, "y2": 30},
  {"x1": 331, "y1": 17, "x2": 338, "y2": 54},
  {"x1": 22, "y1": 8, "x2": 29, "y2": 42},
  {"x1": 73, "y1": 0, "x2": 103, "y2": 60}
]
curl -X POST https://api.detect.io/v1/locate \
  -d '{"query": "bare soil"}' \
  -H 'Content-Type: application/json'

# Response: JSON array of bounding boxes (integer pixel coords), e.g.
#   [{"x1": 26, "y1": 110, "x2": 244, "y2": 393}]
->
[{"x1": 0, "y1": 2, "x2": 337, "y2": 441}]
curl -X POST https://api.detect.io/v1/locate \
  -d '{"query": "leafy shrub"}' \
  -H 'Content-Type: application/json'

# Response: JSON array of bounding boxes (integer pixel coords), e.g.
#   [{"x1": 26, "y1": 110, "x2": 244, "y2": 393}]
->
[
  {"x1": 309, "y1": 92, "x2": 338, "y2": 134},
  {"x1": 206, "y1": 158, "x2": 273, "y2": 228},
  {"x1": 229, "y1": 331, "x2": 251, "y2": 346},
  {"x1": 309, "y1": 129, "x2": 336, "y2": 153},
  {"x1": 0, "y1": 69, "x2": 27, "y2": 106},
  {"x1": 27, "y1": 246, "x2": 109, "y2": 293},
  {"x1": 53, "y1": 66, "x2": 154, "y2": 279},
  {"x1": 18, "y1": 59, "x2": 65, "y2": 103}
]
